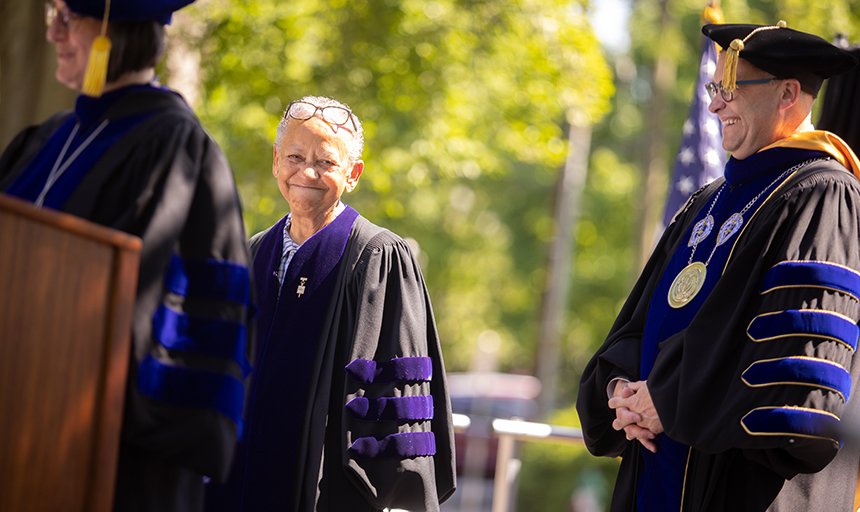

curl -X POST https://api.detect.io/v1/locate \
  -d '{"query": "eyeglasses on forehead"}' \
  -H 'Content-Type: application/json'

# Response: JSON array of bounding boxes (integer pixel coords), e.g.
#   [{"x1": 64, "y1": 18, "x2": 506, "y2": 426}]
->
[
  {"x1": 705, "y1": 78, "x2": 776, "y2": 102},
  {"x1": 45, "y1": 3, "x2": 83, "y2": 31},
  {"x1": 285, "y1": 101, "x2": 357, "y2": 131}
]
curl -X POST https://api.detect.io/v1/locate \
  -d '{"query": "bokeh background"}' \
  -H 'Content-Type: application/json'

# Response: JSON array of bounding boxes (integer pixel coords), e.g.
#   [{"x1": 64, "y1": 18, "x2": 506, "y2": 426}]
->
[{"x1": 2, "y1": 0, "x2": 859, "y2": 509}]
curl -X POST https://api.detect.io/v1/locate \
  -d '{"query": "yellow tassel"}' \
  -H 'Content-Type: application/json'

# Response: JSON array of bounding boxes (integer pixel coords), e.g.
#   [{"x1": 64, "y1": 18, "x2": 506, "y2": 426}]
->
[
  {"x1": 81, "y1": 0, "x2": 111, "y2": 97},
  {"x1": 81, "y1": 35, "x2": 111, "y2": 97},
  {"x1": 703, "y1": 2, "x2": 724, "y2": 25},
  {"x1": 723, "y1": 39, "x2": 743, "y2": 92},
  {"x1": 777, "y1": 20, "x2": 787, "y2": 28}
]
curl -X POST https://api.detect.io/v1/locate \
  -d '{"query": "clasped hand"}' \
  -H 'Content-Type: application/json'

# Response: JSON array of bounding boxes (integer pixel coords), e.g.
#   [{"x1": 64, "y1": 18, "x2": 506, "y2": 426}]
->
[{"x1": 608, "y1": 380, "x2": 663, "y2": 453}]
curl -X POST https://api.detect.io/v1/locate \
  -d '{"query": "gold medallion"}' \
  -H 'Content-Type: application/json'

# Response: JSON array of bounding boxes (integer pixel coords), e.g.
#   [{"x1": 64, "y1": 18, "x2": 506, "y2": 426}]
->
[{"x1": 668, "y1": 262, "x2": 707, "y2": 308}]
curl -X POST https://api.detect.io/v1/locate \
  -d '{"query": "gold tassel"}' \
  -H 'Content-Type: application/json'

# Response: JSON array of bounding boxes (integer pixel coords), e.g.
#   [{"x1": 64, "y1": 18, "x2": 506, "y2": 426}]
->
[
  {"x1": 81, "y1": 0, "x2": 112, "y2": 97},
  {"x1": 723, "y1": 38, "x2": 744, "y2": 92},
  {"x1": 719, "y1": 20, "x2": 786, "y2": 93},
  {"x1": 703, "y1": 0, "x2": 724, "y2": 25},
  {"x1": 81, "y1": 36, "x2": 111, "y2": 97}
]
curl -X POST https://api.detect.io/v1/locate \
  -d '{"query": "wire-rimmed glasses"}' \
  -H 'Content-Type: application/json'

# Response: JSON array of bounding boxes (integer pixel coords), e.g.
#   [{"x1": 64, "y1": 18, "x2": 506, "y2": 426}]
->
[
  {"x1": 705, "y1": 78, "x2": 776, "y2": 102},
  {"x1": 285, "y1": 101, "x2": 357, "y2": 131},
  {"x1": 45, "y1": 3, "x2": 83, "y2": 31}
]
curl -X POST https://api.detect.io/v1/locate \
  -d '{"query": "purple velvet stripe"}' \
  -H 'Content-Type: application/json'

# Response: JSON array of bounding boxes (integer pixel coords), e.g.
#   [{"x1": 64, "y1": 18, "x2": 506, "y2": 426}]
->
[
  {"x1": 152, "y1": 305, "x2": 252, "y2": 378},
  {"x1": 742, "y1": 357, "x2": 851, "y2": 402},
  {"x1": 741, "y1": 407, "x2": 843, "y2": 448},
  {"x1": 251, "y1": 215, "x2": 288, "y2": 358},
  {"x1": 348, "y1": 432, "x2": 436, "y2": 459},
  {"x1": 137, "y1": 355, "x2": 245, "y2": 434},
  {"x1": 164, "y1": 255, "x2": 250, "y2": 306},
  {"x1": 760, "y1": 261, "x2": 860, "y2": 301},
  {"x1": 747, "y1": 310, "x2": 859, "y2": 352},
  {"x1": 346, "y1": 396, "x2": 434, "y2": 422},
  {"x1": 345, "y1": 357, "x2": 433, "y2": 384}
]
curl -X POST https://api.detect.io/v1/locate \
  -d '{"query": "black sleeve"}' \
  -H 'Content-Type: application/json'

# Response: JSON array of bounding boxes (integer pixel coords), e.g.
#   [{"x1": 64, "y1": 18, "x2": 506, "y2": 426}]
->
[
  {"x1": 650, "y1": 167, "x2": 860, "y2": 478},
  {"x1": 93, "y1": 112, "x2": 253, "y2": 482},
  {"x1": 339, "y1": 231, "x2": 456, "y2": 511},
  {"x1": 0, "y1": 111, "x2": 72, "y2": 190}
]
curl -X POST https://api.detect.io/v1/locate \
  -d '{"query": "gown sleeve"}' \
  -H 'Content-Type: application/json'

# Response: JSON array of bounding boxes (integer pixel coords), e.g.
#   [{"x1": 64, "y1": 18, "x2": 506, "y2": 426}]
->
[
  {"x1": 339, "y1": 230, "x2": 456, "y2": 512},
  {"x1": 649, "y1": 165, "x2": 860, "y2": 478},
  {"x1": 86, "y1": 108, "x2": 254, "y2": 483},
  {"x1": 0, "y1": 111, "x2": 72, "y2": 190}
]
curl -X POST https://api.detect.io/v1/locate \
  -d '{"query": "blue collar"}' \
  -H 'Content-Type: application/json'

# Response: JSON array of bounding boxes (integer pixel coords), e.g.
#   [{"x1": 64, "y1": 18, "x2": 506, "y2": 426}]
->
[
  {"x1": 74, "y1": 83, "x2": 168, "y2": 126},
  {"x1": 724, "y1": 147, "x2": 828, "y2": 187}
]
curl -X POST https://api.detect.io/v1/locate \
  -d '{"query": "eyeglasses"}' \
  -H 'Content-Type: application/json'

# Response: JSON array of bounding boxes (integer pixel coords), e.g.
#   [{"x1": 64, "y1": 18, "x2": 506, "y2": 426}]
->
[
  {"x1": 705, "y1": 78, "x2": 776, "y2": 102},
  {"x1": 45, "y1": 3, "x2": 83, "y2": 31},
  {"x1": 285, "y1": 101, "x2": 357, "y2": 131}
]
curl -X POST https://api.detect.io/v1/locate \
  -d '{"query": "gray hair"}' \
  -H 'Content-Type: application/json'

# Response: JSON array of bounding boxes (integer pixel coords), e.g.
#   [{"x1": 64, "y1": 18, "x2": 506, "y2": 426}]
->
[{"x1": 275, "y1": 95, "x2": 365, "y2": 163}]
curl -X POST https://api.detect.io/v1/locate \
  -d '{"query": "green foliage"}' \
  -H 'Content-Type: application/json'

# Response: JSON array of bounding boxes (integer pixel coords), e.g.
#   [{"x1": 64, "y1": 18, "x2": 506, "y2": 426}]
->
[{"x1": 172, "y1": 0, "x2": 614, "y2": 374}]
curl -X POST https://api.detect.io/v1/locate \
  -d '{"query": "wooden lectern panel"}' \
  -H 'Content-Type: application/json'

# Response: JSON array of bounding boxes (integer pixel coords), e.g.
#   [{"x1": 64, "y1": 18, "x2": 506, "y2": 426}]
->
[{"x1": 0, "y1": 194, "x2": 141, "y2": 512}]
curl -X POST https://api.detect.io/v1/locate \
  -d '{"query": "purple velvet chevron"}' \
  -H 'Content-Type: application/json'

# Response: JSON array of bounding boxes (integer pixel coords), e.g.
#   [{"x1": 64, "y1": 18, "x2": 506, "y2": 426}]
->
[
  {"x1": 152, "y1": 305, "x2": 252, "y2": 377},
  {"x1": 747, "y1": 310, "x2": 859, "y2": 352},
  {"x1": 137, "y1": 355, "x2": 245, "y2": 434},
  {"x1": 345, "y1": 357, "x2": 432, "y2": 384},
  {"x1": 741, "y1": 407, "x2": 843, "y2": 448},
  {"x1": 346, "y1": 396, "x2": 434, "y2": 422},
  {"x1": 348, "y1": 432, "x2": 436, "y2": 459},
  {"x1": 165, "y1": 254, "x2": 250, "y2": 305},
  {"x1": 742, "y1": 357, "x2": 852, "y2": 402},
  {"x1": 760, "y1": 261, "x2": 860, "y2": 301}
]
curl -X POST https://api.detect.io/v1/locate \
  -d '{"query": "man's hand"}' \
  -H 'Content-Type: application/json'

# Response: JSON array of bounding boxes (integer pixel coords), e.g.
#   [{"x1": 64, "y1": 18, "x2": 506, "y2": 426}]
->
[{"x1": 608, "y1": 380, "x2": 662, "y2": 453}]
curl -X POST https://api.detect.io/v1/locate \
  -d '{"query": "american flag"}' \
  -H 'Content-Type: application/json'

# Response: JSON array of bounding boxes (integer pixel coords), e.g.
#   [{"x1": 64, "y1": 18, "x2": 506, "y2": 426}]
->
[{"x1": 661, "y1": 36, "x2": 726, "y2": 228}]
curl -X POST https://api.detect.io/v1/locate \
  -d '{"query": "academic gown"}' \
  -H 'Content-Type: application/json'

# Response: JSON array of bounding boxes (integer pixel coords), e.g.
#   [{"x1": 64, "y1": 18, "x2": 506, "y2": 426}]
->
[
  {"x1": 206, "y1": 209, "x2": 456, "y2": 512},
  {"x1": 577, "y1": 145, "x2": 860, "y2": 512},
  {"x1": 0, "y1": 85, "x2": 253, "y2": 512}
]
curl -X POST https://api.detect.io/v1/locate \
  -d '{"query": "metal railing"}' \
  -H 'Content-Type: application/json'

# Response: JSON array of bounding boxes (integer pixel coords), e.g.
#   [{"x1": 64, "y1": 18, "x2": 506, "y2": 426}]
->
[{"x1": 451, "y1": 413, "x2": 584, "y2": 512}]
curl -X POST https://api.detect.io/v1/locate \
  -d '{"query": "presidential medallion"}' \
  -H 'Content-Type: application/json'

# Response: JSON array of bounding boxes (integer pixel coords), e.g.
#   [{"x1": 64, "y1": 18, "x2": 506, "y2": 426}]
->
[{"x1": 668, "y1": 262, "x2": 707, "y2": 308}]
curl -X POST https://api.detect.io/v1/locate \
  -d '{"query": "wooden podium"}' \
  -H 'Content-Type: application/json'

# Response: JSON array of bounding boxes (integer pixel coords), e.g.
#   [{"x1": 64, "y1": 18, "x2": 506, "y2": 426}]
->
[{"x1": 0, "y1": 194, "x2": 142, "y2": 512}]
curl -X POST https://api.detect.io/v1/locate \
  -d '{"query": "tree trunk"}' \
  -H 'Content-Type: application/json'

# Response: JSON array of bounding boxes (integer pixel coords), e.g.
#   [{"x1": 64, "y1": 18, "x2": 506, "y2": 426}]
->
[
  {"x1": 535, "y1": 112, "x2": 591, "y2": 420},
  {"x1": 635, "y1": 0, "x2": 676, "y2": 269}
]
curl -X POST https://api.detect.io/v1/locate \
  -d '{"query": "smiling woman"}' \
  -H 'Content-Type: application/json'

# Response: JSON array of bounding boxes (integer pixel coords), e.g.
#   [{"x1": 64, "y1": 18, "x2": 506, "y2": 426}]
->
[
  {"x1": 272, "y1": 103, "x2": 363, "y2": 243},
  {"x1": 204, "y1": 95, "x2": 457, "y2": 512}
]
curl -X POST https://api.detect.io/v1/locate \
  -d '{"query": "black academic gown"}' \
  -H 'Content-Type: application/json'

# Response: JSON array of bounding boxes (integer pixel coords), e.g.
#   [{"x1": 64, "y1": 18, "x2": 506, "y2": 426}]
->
[
  {"x1": 0, "y1": 86, "x2": 253, "y2": 512},
  {"x1": 207, "y1": 210, "x2": 456, "y2": 512},
  {"x1": 577, "y1": 148, "x2": 860, "y2": 512}
]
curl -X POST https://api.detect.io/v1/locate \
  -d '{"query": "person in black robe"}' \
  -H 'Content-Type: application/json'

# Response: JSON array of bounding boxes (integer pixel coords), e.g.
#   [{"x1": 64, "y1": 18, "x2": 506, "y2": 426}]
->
[
  {"x1": 0, "y1": 2, "x2": 253, "y2": 511},
  {"x1": 203, "y1": 96, "x2": 456, "y2": 512},
  {"x1": 576, "y1": 23, "x2": 860, "y2": 512}
]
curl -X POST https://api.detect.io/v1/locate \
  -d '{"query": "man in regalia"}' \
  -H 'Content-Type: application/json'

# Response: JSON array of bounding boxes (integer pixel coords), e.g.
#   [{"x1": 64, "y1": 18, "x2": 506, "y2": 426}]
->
[
  {"x1": 577, "y1": 22, "x2": 860, "y2": 511},
  {"x1": 203, "y1": 96, "x2": 456, "y2": 512}
]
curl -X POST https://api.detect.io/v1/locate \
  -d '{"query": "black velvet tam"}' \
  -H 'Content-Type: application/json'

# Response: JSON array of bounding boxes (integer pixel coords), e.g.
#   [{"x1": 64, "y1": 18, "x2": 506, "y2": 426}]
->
[
  {"x1": 65, "y1": 0, "x2": 195, "y2": 24},
  {"x1": 703, "y1": 23, "x2": 858, "y2": 95}
]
